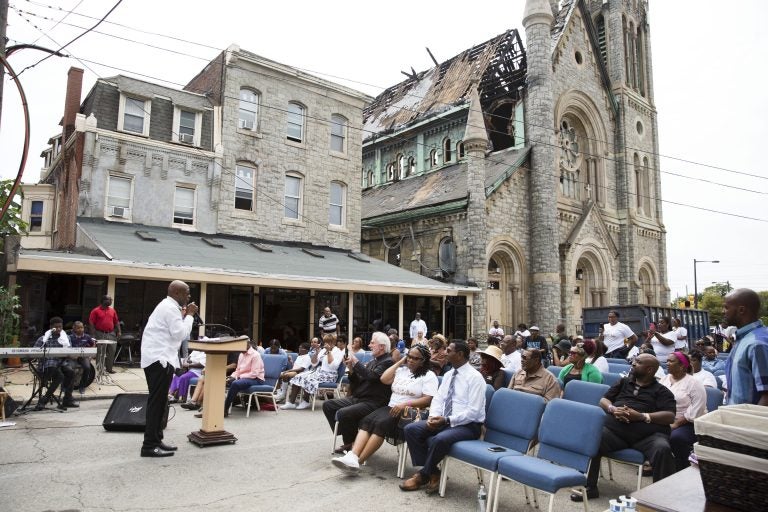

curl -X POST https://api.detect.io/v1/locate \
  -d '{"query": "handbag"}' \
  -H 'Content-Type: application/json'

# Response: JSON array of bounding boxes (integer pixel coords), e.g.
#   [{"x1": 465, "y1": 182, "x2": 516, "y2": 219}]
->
[{"x1": 397, "y1": 406, "x2": 429, "y2": 429}]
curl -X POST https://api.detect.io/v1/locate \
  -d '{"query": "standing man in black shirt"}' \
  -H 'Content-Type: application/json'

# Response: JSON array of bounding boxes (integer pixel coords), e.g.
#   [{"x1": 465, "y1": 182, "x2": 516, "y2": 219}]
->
[
  {"x1": 571, "y1": 353, "x2": 676, "y2": 501},
  {"x1": 323, "y1": 331, "x2": 394, "y2": 453}
]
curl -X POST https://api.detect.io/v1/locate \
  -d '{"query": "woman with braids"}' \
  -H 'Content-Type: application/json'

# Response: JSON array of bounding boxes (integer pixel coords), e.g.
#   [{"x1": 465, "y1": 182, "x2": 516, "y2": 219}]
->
[{"x1": 331, "y1": 344, "x2": 438, "y2": 473}]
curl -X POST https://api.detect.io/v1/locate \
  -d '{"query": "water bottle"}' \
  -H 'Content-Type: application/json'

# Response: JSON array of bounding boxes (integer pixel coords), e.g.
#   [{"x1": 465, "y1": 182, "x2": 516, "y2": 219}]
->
[{"x1": 477, "y1": 483, "x2": 487, "y2": 512}]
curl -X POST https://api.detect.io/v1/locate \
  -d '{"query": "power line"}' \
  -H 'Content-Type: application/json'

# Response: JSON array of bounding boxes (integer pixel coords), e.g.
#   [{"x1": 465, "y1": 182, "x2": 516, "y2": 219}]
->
[
  {"x1": 13, "y1": 0, "x2": 768, "y2": 183},
  {"x1": 29, "y1": 0, "x2": 83, "y2": 45},
  {"x1": 15, "y1": 0, "x2": 123, "y2": 76}
]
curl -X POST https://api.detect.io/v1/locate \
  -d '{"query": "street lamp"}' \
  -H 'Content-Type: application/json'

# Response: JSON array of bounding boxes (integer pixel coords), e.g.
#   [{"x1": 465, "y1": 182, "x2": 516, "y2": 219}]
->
[{"x1": 693, "y1": 259, "x2": 719, "y2": 309}]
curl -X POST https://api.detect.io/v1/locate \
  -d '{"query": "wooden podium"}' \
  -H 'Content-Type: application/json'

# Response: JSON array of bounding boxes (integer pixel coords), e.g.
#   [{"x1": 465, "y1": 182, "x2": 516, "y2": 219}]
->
[{"x1": 186, "y1": 336, "x2": 248, "y2": 447}]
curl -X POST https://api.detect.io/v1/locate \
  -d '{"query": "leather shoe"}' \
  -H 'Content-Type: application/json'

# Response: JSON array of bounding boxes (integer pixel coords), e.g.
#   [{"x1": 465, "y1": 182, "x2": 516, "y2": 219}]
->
[
  {"x1": 570, "y1": 488, "x2": 599, "y2": 502},
  {"x1": 159, "y1": 442, "x2": 177, "y2": 451},
  {"x1": 399, "y1": 473, "x2": 425, "y2": 492},
  {"x1": 63, "y1": 401, "x2": 79, "y2": 408},
  {"x1": 107, "y1": 370, "x2": 117, "y2": 374},
  {"x1": 424, "y1": 473, "x2": 441, "y2": 495},
  {"x1": 140, "y1": 447, "x2": 174, "y2": 457},
  {"x1": 334, "y1": 443, "x2": 353, "y2": 455},
  {"x1": 180, "y1": 401, "x2": 200, "y2": 410},
  {"x1": 56, "y1": 403, "x2": 67, "y2": 411}
]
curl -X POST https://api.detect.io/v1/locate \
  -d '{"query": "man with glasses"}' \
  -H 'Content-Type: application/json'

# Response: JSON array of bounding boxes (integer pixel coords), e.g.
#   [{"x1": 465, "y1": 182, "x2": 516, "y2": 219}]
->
[
  {"x1": 322, "y1": 331, "x2": 394, "y2": 454},
  {"x1": 571, "y1": 353, "x2": 676, "y2": 501},
  {"x1": 508, "y1": 348, "x2": 559, "y2": 402},
  {"x1": 400, "y1": 340, "x2": 486, "y2": 495}
]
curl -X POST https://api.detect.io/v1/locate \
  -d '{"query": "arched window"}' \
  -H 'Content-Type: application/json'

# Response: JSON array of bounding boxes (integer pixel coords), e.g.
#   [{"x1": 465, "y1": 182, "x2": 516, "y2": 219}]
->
[
  {"x1": 429, "y1": 149, "x2": 438, "y2": 168},
  {"x1": 642, "y1": 156, "x2": 651, "y2": 216},
  {"x1": 636, "y1": 27, "x2": 645, "y2": 96},
  {"x1": 406, "y1": 156, "x2": 415, "y2": 176},
  {"x1": 456, "y1": 141, "x2": 465, "y2": 159},
  {"x1": 235, "y1": 163, "x2": 256, "y2": 211},
  {"x1": 284, "y1": 173, "x2": 302, "y2": 220},
  {"x1": 443, "y1": 138, "x2": 452, "y2": 163},
  {"x1": 634, "y1": 153, "x2": 644, "y2": 213},
  {"x1": 287, "y1": 102, "x2": 305, "y2": 143},
  {"x1": 386, "y1": 163, "x2": 395, "y2": 181},
  {"x1": 366, "y1": 170, "x2": 374, "y2": 188},
  {"x1": 396, "y1": 154, "x2": 405, "y2": 180},
  {"x1": 330, "y1": 114, "x2": 347, "y2": 152},
  {"x1": 438, "y1": 237, "x2": 457, "y2": 274},
  {"x1": 239, "y1": 88, "x2": 259, "y2": 130}
]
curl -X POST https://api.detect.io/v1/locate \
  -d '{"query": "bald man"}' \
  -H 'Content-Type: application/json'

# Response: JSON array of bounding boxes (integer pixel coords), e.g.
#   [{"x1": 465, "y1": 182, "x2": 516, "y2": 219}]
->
[
  {"x1": 571, "y1": 354, "x2": 676, "y2": 502},
  {"x1": 140, "y1": 280, "x2": 198, "y2": 457},
  {"x1": 723, "y1": 288, "x2": 768, "y2": 406}
]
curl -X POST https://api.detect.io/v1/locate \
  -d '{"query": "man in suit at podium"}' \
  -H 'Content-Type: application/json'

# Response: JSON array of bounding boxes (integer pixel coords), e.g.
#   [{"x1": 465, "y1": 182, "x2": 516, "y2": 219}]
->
[{"x1": 140, "y1": 280, "x2": 197, "y2": 457}]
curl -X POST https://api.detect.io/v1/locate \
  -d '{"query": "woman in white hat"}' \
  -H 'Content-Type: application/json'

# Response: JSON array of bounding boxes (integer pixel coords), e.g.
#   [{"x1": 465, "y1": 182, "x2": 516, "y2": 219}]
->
[{"x1": 479, "y1": 345, "x2": 506, "y2": 389}]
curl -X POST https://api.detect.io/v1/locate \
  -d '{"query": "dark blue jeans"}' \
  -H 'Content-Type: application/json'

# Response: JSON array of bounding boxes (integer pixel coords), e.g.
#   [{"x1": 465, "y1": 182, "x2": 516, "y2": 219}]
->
[
  {"x1": 670, "y1": 423, "x2": 696, "y2": 472},
  {"x1": 224, "y1": 378, "x2": 264, "y2": 409},
  {"x1": 404, "y1": 420, "x2": 482, "y2": 478}
]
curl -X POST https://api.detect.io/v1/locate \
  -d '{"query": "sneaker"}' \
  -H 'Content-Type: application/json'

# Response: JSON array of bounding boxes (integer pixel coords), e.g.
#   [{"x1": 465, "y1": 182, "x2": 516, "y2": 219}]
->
[
  {"x1": 274, "y1": 389, "x2": 286, "y2": 402},
  {"x1": 280, "y1": 402, "x2": 297, "y2": 410},
  {"x1": 296, "y1": 400, "x2": 311, "y2": 410},
  {"x1": 332, "y1": 451, "x2": 360, "y2": 472}
]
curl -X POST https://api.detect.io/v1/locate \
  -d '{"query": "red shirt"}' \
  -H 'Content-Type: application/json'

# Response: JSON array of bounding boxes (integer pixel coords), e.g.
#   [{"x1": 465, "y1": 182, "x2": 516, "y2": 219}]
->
[{"x1": 89, "y1": 306, "x2": 120, "y2": 333}]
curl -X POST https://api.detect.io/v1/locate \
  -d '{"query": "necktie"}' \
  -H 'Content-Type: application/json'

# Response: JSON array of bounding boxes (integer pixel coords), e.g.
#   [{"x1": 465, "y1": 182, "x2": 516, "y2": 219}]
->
[{"x1": 444, "y1": 370, "x2": 457, "y2": 419}]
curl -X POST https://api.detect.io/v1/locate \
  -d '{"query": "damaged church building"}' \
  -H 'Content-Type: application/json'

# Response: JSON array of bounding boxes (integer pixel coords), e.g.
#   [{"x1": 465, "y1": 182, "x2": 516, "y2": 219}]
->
[{"x1": 360, "y1": 0, "x2": 669, "y2": 336}]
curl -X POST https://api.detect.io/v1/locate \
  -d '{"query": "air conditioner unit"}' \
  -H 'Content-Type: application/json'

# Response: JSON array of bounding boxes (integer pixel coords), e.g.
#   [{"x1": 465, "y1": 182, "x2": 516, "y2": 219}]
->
[
  {"x1": 239, "y1": 119, "x2": 254, "y2": 130},
  {"x1": 179, "y1": 133, "x2": 194, "y2": 144},
  {"x1": 110, "y1": 206, "x2": 128, "y2": 218}
]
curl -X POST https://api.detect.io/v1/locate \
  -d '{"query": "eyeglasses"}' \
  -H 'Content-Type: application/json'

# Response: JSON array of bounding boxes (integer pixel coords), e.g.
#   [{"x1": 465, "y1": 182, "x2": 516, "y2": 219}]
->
[{"x1": 406, "y1": 355, "x2": 423, "y2": 361}]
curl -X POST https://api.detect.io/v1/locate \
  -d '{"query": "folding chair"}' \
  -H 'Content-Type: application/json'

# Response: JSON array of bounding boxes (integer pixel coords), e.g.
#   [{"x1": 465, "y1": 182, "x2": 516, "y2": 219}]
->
[
  {"x1": 312, "y1": 362, "x2": 346, "y2": 411},
  {"x1": 438, "y1": 389, "x2": 547, "y2": 505},
  {"x1": 562, "y1": 380, "x2": 610, "y2": 407},
  {"x1": 237, "y1": 354, "x2": 287, "y2": 417},
  {"x1": 493, "y1": 399, "x2": 605, "y2": 512}
]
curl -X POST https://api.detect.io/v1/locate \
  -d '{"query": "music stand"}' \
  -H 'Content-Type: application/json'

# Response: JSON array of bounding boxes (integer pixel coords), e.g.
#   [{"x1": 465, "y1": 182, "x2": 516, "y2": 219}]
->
[
  {"x1": 95, "y1": 340, "x2": 117, "y2": 386},
  {"x1": 187, "y1": 336, "x2": 248, "y2": 447}
]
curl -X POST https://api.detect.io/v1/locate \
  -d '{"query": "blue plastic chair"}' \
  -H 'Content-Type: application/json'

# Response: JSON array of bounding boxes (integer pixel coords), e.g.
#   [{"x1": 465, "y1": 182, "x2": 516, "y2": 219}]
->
[
  {"x1": 494, "y1": 399, "x2": 605, "y2": 512},
  {"x1": 502, "y1": 368, "x2": 516, "y2": 387},
  {"x1": 562, "y1": 380, "x2": 610, "y2": 407},
  {"x1": 546, "y1": 366, "x2": 561, "y2": 379},
  {"x1": 706, "y1": 386, "x2": 724, "y2": 412},
  {"x1": 237, "y1": 353, "x2": 287, "y2": 417},
  {"x1": 485, "y1": 384, "x2": 495, "y2": 415},
  {"x1": 607, "y1": 362, "x2": 631, "y2": 374},
  {"x1": 438, "y1": 388, "x2": 547, "y2": 501},
  {"x1": 601, "y1": 372, "x2": 623, "y2": 387},
  {"x1": 606, "y1": 357, "x2": 630, "y2": 365},
  {"x1": 605, "y1": 448, "x2": 645, "y2": 492}
]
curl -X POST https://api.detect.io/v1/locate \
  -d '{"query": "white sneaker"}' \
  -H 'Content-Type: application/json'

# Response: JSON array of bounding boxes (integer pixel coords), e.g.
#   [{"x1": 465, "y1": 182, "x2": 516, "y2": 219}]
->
[
  {"x1": 331, "y1": 451, "x2": 360, "y2": 472},
  {"x1": 274, "y1": 389, "x2": 286, "y2": 402},
  {"x1": 296, "y1": 400, "x2": 311, "y2": 410},
  {"x1": 280, "y1": 402, "x2": 297, "y2": 410}
]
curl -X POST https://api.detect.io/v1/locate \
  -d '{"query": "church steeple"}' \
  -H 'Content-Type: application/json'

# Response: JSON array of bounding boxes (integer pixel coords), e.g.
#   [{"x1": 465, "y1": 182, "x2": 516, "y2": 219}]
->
[{"x1": 463, "y1": 79, "x2": 488, "y2": 152}]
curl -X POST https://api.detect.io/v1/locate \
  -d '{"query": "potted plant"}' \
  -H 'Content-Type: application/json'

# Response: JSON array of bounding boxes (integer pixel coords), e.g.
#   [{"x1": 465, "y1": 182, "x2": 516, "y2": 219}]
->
[{"x1": 0, "y1": 285, "x2": 21, "y2": 368}]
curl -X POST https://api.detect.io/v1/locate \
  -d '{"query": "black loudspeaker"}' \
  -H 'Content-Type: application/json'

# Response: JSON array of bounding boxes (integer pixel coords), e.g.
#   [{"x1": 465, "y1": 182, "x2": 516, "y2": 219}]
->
[{"x1": 103, "y1": 393, "x2": 168, "y2": 432}]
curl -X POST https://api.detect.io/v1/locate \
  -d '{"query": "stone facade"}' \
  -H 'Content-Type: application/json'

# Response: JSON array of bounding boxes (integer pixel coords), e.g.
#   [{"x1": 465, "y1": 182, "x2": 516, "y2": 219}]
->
[{"x1": 360, "y1": 0, "x2": 669, "y2": 338}]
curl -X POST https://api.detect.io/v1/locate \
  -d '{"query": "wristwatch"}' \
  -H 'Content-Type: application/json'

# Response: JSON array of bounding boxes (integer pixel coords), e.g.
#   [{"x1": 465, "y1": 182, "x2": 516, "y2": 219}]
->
[
  {"x1": 643, "y1": 413, "x2": 651, "y2": 424},
  {"x1": 445, "y1": 417, "x2": 451, "y2": 427}
]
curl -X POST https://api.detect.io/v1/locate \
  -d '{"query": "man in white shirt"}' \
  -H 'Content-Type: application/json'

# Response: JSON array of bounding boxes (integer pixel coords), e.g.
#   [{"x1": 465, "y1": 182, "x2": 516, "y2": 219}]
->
[
  {"x1": 514, "y1": 323, "x2": 531, "y2": 339},
  {"x1": 488, "y1": 320, "x2": 504, "y2": 338},
  {"x1": 140, "y1": 280, "x2": 197, "y2": 458},
  {"x1": 601, "y1": 310, "x2": 637, "y2": 358},
  {"x1": 672, "y1": 318, "x2": 688, "y2": 351},
  {"x1": 400, "y1": 340, "x2": 486, "y2": 495},
  {"x1": 409, "y1": 313, "x2": 428, "y2": 341},
  {"x1": 500, "y1": 335, "x2": 522, "y2": 373}
]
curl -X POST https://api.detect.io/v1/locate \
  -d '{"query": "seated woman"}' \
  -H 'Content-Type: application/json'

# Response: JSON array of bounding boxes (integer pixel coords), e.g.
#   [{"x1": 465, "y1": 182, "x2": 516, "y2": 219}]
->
[
  {"x1": 281, "y1": 335, "x2": 343, "y2": 410},
  {"x1": 467, "y1": 338, "x2": 482, "y2": 371},
  {"x1": 551, "y1": 339, "x2": 572, "y2": 367},
  {"x1": 169, "y1": 350, "x2": 205, "y2": 403},
  {"x1": 350, "y1": 336, "x2": 366, "y2": 355},
  {"x1": 660, "y1": 351, "x2": 707, "y2": 473},
  {"x1": 583, "y1": 338, "x2": 609, "y2": 373},
  {"x1": 478, "y1": 345, "x2": 506, "y2": 389},
  {"x1": 274, "y1": 342, "x2": 312, "y2": 402},
  {"x1": 331, "y1": 345, "x2": 437, "y2": 472},
  {"x1": 557, "y1": 343, "x2": 603, "y2": 388},
  {"x1": 428, "y1": 336, "x2": 448, "y2": 376},
  {"x1": 688, "y1": 350, "x2": 718, "y2": 388}
]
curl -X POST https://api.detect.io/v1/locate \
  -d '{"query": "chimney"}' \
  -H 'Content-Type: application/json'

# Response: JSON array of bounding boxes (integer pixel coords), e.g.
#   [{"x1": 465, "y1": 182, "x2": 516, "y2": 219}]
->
[{"x1": 62, "y1": 67, "x2": 84, "y2": 140}]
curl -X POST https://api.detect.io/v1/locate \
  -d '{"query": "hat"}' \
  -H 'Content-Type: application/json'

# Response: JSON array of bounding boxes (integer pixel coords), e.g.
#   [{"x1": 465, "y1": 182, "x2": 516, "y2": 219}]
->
[
  {"x1": 556, "y1": 340, "x2": 572, "y2": 355},
  {"x1": 529, "y1": 326, "x2": 540, "y2": 331},
  {"x1": 479, "y1": 345, "x2": 504, "y2": 365},
  {"x1": 574, "y1": 335, "x2": 584, "y2": 341}
]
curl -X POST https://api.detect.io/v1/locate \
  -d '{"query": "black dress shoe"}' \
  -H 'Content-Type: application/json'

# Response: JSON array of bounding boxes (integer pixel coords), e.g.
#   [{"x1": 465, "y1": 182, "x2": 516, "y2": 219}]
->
[
  {"x1": 140, "y1": 447, "x2": 174, "y2": 457},
  {"x1": 57, "y1": 403, "x2": 67, "y2": 411},
  {"x1": 570, "y1": 488, "x2": 599, "y2": 502},
  {"x1": 63, "y1": 400, "x2": 79, "y2": 408},
  {"x1": 107, "y1": 370, "x2": 117, "y2": 374},
  {"x1": 334, "y1": 443, "x2": 353, "y2": 455},
  {"x1": 159, "y1": 442, "x2": 178, "y2": 451}
]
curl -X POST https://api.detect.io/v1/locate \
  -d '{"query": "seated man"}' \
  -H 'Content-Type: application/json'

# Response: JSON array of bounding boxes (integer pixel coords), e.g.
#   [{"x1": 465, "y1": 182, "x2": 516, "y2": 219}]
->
[
  {"x1": 274, "y1": 342, "x2": 311, "y2": 402},
  {"x1": 400, "y1": 340, "x2": 486, "y2": 495},
  {"x1": 701, "y1": 345, "x2": 725, "y2": 374},
  {"x1": 508, "y1": 348, "x2": 560, "y2": 402},
  {"x1": 69, "y1": 320, "x2": 95, "y2": 394},
  {"x1": 571, "y1": 353, "x2": 676, "y2": 502},
  {"x1": 500, "y1": 335, "x2": 522, "y2": 373},
  {"x1": 322, "y1": 331, "x2": 394, "y2": 454},
  {"x1": 34, "y1": 317, "x2": 78, "y2": 410},
  {"x1": 223, "y1": 342, "x2": 264, "y2": 417}
]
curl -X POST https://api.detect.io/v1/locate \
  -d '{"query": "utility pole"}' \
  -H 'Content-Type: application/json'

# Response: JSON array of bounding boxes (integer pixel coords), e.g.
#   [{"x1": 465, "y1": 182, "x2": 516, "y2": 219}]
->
[{"x1": 0, "y1": 0, "x2": 9, "y2": 130}]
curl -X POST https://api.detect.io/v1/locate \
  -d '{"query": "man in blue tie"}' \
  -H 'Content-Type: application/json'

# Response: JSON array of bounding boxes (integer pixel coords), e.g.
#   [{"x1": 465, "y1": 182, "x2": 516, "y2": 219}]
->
[{"x1": 400, "y1": 340, "x2": 486, "y2": 495}]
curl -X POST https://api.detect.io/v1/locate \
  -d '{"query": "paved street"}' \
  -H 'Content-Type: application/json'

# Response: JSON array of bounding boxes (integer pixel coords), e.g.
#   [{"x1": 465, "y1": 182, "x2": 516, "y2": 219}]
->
[{"x1": 1, "y1": 367, "x2": 640, "y2": 512}]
